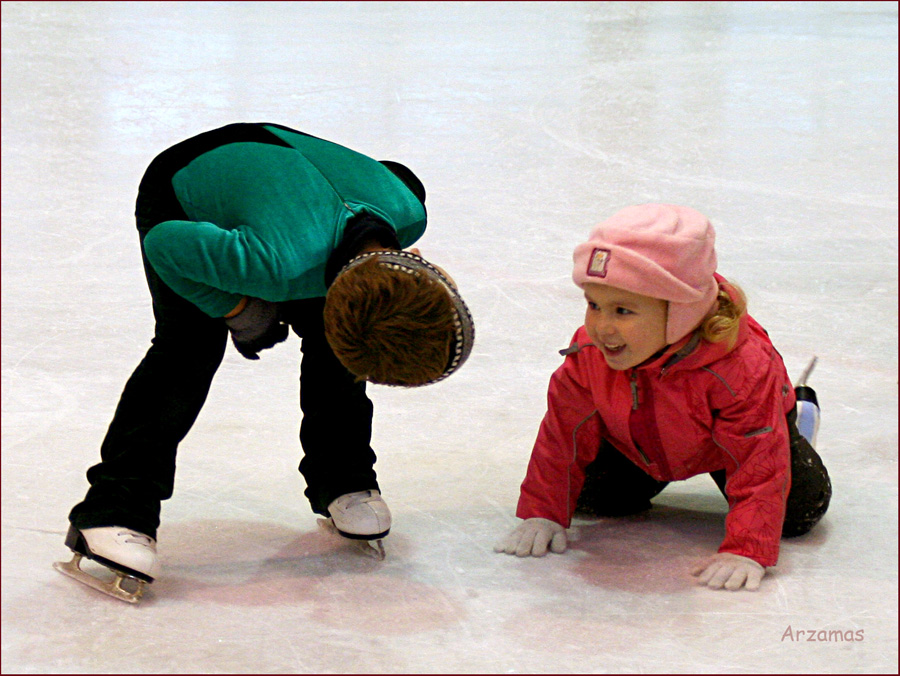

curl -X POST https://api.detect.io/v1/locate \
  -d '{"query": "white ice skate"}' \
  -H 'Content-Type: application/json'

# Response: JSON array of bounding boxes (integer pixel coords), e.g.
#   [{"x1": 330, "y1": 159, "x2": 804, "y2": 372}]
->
[
  {"x1": 53, "y1": 525, "x2": 160, "y2": 603},
  {"x1": 795, "y1": 356, "x2": 821, "y2": 446},
  {"x1": 318, "y1": 489, "x2": 391, "y2": 560}
]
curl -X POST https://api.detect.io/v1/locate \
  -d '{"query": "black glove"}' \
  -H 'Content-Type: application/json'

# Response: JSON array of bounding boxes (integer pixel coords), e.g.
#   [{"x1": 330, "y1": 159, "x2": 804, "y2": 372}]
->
[{"x1": 224, "y1": 297, "x2": 289, "y2": 360}]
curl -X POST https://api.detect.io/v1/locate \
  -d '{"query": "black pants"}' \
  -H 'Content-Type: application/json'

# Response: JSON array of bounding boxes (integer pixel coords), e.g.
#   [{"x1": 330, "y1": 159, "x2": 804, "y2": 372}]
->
[
  {"x1": 575, "y1": 408, "x2": 832, "y2": 538},
  {"x1": 68, "y1": 134, "x2": 378, "y2": 540}
]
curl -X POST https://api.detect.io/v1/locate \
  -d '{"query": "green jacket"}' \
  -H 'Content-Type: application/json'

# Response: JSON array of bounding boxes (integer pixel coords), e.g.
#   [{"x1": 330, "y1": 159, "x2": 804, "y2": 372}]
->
[{"x1": 142, "y1": 124, "x2": 427, "y2": 317}]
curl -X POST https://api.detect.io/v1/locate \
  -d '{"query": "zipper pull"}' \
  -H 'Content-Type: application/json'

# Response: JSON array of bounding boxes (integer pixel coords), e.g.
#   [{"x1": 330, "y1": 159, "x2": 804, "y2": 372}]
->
[
  {"x1": 630, "y1": 373, "x2": 639, "y2": 410},
  {"x1": 559, "y1": 342, "x2": 593, "y2": 356}
]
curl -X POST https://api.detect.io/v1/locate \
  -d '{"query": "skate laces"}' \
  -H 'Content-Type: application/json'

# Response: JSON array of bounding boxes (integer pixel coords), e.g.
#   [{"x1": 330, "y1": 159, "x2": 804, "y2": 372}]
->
[
  {"x1": 118, "y1": 530, "x2": 154, "y2": 547},
  {"x1": 341, "y1": 490, "x2": 380, "y2": 509}
]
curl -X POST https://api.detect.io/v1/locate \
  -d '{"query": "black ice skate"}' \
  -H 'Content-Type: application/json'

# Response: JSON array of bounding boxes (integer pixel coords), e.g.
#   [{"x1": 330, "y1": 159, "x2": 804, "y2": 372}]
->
[
  {"x1": 53, "y1": 525, "x2": 160, "y2": 603},
  {"x1": 318, "y1": 490, "x2": 392, "y2": 560}
]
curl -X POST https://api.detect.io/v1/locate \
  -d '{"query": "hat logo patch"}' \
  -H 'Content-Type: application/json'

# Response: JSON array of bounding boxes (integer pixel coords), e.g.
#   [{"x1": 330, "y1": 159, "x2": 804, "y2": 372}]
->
[{"x1": 587, "y1": 248, "x2": 611, "y2": 277}]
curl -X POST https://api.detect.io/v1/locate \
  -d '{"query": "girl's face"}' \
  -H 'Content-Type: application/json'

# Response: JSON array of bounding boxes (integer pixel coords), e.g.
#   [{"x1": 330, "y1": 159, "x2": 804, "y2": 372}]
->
[{"x1": 584, "y1": 284, "x2": 668, "y2": 370}]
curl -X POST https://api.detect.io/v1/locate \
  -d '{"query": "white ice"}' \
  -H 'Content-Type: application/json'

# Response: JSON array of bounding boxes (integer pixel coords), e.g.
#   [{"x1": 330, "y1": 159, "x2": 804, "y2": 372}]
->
[{"x1": 2, "y1": 1, "x2": 897, "y2": 673}]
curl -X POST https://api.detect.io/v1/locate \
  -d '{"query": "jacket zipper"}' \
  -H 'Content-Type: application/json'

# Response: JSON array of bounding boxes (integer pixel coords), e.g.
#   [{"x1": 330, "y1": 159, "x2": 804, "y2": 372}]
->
[{"x1": 630, "y1": 371, "x2": 652, "y2": 465}]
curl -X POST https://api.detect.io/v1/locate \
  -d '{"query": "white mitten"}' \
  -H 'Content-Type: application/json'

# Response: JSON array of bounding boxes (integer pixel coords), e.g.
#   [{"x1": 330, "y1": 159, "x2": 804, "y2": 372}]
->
[
  {"x1": 493, "y1": 518, "x2": 567, "y2": 557},
  {"x1": 691, "y1": 552, "x2": 766, "y2": 591}
]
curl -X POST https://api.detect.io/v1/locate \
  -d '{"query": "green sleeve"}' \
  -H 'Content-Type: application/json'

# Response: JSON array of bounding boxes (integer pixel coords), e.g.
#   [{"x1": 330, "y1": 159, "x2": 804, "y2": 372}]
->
[{"x1": 143, "y1": 219, "x2": 328, "y2": 317}]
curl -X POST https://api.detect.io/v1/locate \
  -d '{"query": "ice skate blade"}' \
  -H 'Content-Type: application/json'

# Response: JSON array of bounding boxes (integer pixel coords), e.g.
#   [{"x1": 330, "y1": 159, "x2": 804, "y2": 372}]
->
[
  {"x1": 53, "y1": 553, "x2": 146, "y2": 604},
  {"x1": 317, "y1": 518, "x2": 386, "y2": 560},
  {"x1": 360, "y1": 538, "x2": 386, "y2": 561}
]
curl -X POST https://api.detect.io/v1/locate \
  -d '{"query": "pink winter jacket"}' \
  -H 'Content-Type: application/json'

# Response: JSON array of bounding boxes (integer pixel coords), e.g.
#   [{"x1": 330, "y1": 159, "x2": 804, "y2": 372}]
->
[{"x1": 516, "y1": 299, "x2": 796, "y2": 567}]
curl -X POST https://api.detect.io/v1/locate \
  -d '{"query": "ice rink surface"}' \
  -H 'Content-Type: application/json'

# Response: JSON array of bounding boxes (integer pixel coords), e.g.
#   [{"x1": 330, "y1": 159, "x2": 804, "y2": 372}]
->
[{"x1": 2, "y1": 1, "x2": 897, "y2": 673}]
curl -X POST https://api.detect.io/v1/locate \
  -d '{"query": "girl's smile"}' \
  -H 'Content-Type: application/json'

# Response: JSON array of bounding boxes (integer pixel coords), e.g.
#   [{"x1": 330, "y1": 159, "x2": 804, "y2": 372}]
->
[{"x1": 583, "y1": 284, "x2": 668, "y2": 370}]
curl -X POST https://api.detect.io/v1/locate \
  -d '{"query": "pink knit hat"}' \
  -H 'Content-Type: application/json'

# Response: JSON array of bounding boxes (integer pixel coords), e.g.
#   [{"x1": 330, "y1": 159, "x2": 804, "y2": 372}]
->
[{"x1": 572, "y1": 204, "x2": 719, "y2": 344}]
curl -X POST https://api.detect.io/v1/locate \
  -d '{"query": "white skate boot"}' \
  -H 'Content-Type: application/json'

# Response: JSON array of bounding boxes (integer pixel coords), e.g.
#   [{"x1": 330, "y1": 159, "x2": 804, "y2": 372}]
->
[
  {"x1": 53, "y1": 525, "x2": 160, "y2": 603},
  {"x1": 317, "y1": 490, "x2": 391, "y2": 560}
]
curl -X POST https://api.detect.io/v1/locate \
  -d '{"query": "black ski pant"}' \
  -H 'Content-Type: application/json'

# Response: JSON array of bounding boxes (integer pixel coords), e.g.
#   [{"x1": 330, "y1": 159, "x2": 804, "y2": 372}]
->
[
  {"x1": 575, "y1": 407, "x2": 832, "y2": 538},
  {"x1": 68, "y1": 144, "x2": 378, "y2": 541}
]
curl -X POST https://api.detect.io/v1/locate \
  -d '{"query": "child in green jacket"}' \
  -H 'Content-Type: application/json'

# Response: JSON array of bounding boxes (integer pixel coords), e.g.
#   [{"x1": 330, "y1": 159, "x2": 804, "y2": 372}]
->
[{"x1": 56, "y1": 123, "x2": 474, "y2": 602}]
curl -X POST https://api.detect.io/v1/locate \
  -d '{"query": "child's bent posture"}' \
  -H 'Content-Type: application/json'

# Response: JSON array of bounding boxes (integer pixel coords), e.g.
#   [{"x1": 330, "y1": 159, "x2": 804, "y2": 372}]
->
[
  {"x1": 495, "y1": 204, "x2": 831, "y2": 591},
  {"x1": 56, "y1": 123, "x2": 475, "y2": 603}
]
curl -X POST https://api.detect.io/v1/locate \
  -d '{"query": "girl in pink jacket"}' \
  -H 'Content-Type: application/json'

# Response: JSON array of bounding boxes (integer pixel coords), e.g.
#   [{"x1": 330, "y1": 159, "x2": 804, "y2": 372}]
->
[{"x1": 495, "y1": 204, "x2": 831, "y2": 591}]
